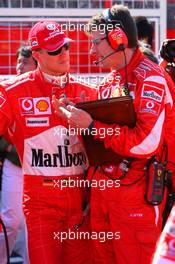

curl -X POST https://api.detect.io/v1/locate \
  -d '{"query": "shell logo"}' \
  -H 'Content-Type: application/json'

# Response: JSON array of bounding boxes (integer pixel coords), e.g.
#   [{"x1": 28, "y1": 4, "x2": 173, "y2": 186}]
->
[{"x1": 36, "y1": 100, "x2": 49, "y2": 112}]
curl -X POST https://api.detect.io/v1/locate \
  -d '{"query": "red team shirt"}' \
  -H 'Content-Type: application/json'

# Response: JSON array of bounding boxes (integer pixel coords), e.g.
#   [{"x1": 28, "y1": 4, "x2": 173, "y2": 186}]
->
[{"x1": 0, "y1": 68, "x2": 97, "y2": 177}]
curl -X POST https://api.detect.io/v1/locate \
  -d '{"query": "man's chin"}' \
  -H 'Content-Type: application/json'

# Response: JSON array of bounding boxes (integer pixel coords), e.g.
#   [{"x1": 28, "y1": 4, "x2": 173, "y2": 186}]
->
[{"x1": 59, "y1": 65, "x2": 70, "y2": 74}]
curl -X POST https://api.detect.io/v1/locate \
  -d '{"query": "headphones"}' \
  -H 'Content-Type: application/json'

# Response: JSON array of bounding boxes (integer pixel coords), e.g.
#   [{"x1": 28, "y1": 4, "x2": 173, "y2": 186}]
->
[{"x1": 102, "y1": 9, "x2": 128, "y2": 51}]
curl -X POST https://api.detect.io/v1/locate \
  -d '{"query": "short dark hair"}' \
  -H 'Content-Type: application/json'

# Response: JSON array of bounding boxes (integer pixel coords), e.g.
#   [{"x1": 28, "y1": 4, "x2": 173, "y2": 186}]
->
[
  {"x1": 135, "y1": 16, "x2": 153, "y2": 47},
  {"x1": 16, "y1": 45, "x2": 37, "y2": 66},
  {"x1": 86, "y1": 4, "x2": 138, "y2": 48}
]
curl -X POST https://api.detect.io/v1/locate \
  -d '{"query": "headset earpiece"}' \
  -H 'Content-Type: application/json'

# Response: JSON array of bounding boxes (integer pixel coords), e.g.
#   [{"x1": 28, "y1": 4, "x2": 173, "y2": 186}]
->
[
  {"x1": 108, "y1": 27, "x2": 128, "y2": 51},
  {"x1": 103, "y1": 8, "x2": 128, "y2": 51}
]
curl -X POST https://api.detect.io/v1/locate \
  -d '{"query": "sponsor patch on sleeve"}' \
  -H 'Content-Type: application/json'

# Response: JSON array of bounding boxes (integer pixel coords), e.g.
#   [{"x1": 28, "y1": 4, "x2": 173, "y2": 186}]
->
[
  {"x1": 139, "y1": 99, "x2": 161, "y2": 115},
  {"x1": 141, "y1": 84, "x2": 164, "y2": 103}
]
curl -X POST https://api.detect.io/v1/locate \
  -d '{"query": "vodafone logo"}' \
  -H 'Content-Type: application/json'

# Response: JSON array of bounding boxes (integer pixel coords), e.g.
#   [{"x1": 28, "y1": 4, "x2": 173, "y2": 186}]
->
[
  {"x1": 146, "y1": 101, "x2": 154, "y2": 109},
  {"x1": 21, "y1": 99, "x2": 33, "y2": 111},
  {"x1": 19, "y1": 97, "x2": 34, "y2": 115},
  {"x1": 140, "y1": 99, "x2": 161, "y2": 116}
]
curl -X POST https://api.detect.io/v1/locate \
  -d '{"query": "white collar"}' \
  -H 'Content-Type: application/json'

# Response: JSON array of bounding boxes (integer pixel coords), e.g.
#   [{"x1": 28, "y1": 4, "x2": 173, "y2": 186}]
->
[{"x1": 42, "y1": 72, "x2": 68, "y2": 88}]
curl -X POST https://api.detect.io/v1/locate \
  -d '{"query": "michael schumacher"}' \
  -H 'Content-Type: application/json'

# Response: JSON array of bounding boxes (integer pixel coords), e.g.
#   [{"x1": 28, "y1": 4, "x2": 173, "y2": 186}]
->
[
  {"x1": 55, "y1": 4, "x2": 175, "y2": 264},
  {"x1": 0, "y1": 20, "x2": 97, "y2": 264}
]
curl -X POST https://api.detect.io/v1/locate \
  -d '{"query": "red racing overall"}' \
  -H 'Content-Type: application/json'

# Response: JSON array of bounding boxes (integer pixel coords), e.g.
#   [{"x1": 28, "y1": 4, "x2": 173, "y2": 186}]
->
[
  {"x1": 0, "y1": 68, "x2": 97, "y2": 264},
  {"x1": 90, "y1": 48, "x2": 175, "y2": 264}
]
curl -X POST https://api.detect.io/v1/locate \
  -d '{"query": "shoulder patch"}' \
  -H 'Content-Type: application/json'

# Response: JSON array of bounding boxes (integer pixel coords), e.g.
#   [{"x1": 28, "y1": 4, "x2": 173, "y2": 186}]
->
[
  {"x1": 141, "y1": 83, "x2": 164, "y2": 103},
  {"x1": 139, "y1": 99, "x2": 161, "y2": 116}
]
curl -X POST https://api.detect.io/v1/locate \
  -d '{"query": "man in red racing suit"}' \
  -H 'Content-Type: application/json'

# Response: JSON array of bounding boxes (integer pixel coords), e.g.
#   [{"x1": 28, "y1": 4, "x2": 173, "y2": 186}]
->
[
  {"x1": 87, "y1": 50, "x2": 174, "y2": 264},
  {"x1": 55, "y1": 5, "x2": 175, "y2": 264},
  {"x1": 0, "y1": 20, "x2": 97, "y2": 264}
]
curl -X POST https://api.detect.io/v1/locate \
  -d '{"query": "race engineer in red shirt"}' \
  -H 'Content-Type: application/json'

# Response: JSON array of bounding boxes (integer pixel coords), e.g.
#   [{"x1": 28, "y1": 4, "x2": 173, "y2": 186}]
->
[
  {"x1": 0, "y1": 20, "x2": 97, "y2": 264},
  {"x1": 54, "y1": 5, "x2": 175, "y2": 264}
]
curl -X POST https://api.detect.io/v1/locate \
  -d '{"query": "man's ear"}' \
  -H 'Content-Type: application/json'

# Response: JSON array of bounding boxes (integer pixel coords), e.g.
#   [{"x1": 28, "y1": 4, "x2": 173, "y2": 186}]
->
[{"x1": 32, "y1": 51, "x2": 40, "y2": 61}]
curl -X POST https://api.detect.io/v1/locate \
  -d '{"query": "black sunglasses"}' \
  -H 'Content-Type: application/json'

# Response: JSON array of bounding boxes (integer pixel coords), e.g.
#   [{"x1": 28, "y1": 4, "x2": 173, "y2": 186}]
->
[{"x1": 47, "y1": 43, "x2": 70, "y2": 56}]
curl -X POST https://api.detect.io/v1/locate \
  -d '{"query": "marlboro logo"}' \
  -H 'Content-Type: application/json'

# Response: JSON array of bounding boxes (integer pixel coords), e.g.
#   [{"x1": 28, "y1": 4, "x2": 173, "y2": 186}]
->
[{"x1": 141, "y1": 84, "x2": 164, "y2": 102}]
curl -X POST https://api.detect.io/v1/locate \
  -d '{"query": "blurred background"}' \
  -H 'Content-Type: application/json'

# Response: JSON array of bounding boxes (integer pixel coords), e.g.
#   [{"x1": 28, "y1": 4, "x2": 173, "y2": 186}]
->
[{"x1": 0, "y1": 0, "x2": 172, "y2": 77}]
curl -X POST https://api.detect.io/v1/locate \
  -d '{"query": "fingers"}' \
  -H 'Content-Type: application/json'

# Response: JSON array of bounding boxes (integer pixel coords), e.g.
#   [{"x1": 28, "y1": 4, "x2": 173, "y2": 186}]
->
[
  {"x1": 67, "y1": 105, "x2": 80, "y2": 113},
  {"x1": 52, "y1": 95, "x2": 91, "y2": 129},
  {"x1": 52, "y1": 92, "x2": 88, "y2": 115},
  {"x1": 52, "y1": 98, "x2": 79, "y2": 121},
  {"x1": 52, "y1": 95, "x2": 68, "y2": 117},
  {"x1": 66, "y1": 105, "x2": 80, "y2": 127},
  {"x1": 52, "y1": 95, "x2": 75, "y2": 112},
  {"x1": 58, "y1": 106, "x2": 71, "y2": 119},
  {"x1": 66, "y1": 100, "x2": 75, "y2": 106},
  {"x1": 52, "y1": 95, "x2": 63, "y2": 110}
]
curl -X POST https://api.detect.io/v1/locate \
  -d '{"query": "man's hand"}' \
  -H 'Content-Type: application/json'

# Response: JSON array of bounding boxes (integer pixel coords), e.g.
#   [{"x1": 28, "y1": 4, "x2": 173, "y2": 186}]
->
[
  {"x1": 52, "y1": 95, "x2": 74, "y2": 116},
  {"x1": 52, "y1": 91, "x2": 89, "y2": 117},
  {"x1": 66, "y1": 105, "x2": 93, "y2": 129},
  {"x1": 52, "y1": 95, "x2": 93, "y2": 129}
]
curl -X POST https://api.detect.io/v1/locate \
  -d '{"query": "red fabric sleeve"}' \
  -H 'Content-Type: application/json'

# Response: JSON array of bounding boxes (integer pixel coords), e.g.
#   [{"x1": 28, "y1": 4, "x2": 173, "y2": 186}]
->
[
  {"x1": 0, "y1": 86, "x2": 13, "y2": 135},
  {"x1": 93, "y1": 78, "x2": 168, "y2": 159}
]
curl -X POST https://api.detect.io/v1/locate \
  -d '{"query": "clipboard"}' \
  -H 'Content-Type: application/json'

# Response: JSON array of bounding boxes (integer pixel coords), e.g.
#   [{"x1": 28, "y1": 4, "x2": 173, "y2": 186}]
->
[
  {"x1": 76, "y1": 96, "x2": 136, "y2": 127},
  {"x1": 76, "y1": 96, "x2": 136, "y2": 166}
]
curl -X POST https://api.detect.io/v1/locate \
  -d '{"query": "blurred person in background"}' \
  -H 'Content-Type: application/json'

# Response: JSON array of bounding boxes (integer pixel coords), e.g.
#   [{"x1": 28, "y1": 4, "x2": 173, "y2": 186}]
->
[
  {"x1": 16, "y1": 45, "x2": 37, "y2": 75},
  {"x1": 159, "y1": 39, "x2": 175, "y2": 83},
  {"x1": 0, "y1": 45, "x2": 37, "y2": 264},
  {"x1": 135, "y1": 16, "x2": 154, "y2": 49},
  {"x1": 135, "y1": 16, "x2": 159, "y2": 65},
  {"x1": 139, "y1": 41, "x2": 158, "y2": 64}
]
